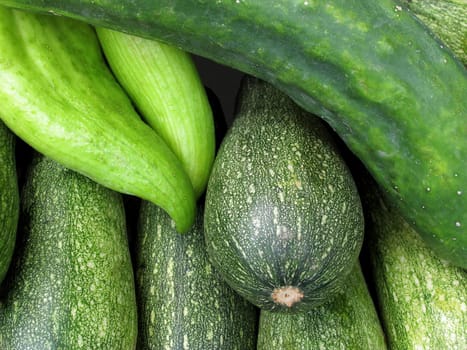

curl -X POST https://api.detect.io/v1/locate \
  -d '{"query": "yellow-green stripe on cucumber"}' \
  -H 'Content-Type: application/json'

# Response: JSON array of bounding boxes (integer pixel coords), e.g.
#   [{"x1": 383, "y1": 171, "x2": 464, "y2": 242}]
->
[
  {"x1": 0, "y1": 7, "x2": 195, "y2": 233},
  {"x1": 0, "y1": 153, "x2": 137, "y2": 349},
  {"x1": 96, "y1": 28, "x2": 216, "y2": 199}
]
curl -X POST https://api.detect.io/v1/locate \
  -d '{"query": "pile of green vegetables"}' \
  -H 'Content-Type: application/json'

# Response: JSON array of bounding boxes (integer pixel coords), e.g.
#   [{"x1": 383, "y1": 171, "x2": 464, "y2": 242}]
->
[{"x1": 0, "y1": 1, "x2": 465, "y2": 349}]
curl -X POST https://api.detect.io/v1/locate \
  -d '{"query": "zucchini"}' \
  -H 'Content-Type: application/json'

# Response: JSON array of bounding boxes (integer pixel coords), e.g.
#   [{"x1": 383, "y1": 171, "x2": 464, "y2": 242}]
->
[
  {"x1": 1, "y1": 0, "x2": 466, "y2": 267},
  {"x1": 401, "y1": 0, "x2": 466, "y2": 65},
  {"x1": 136, "y1": 201, "x2": 258, "y2": 349},
  {"x1": 204, "y1": 77, "x2": 364, "y2": 312},
  {"x1": 0, "y1": 6, "x2": 195, "y2": 233},
  {"x1": 0, "y1": 120, "x2": 19, "y2": 284},
  {"x1": 257, "y1": 263, "x2": 387, "y2": 350},
  {"x1": 96, "y1": 29, "x2": 216, "y2": 199},
  {"x1": 361, "y1": 175, "x2": 467, "y2": 350},
  {"x1": 0, "y1": 153, "x2": 137, "y2": 349}
]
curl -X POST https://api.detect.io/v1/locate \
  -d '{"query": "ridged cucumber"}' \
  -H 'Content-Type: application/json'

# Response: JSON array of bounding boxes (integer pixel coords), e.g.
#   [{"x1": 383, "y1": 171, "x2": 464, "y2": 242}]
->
[
  {"x1": 361, "y1": 175, "x2": 467, "y2": 350},
  {"x1": 136, "y1": 201, "x2": 258, "y2": 349},
  {"x1": 0, "y1": 120, "x2": 19, "y2": 284},
  {"x1": 257, "y1": 263, "x2": 387, "y2": 350},
  {"x1": 1, "y1": 0, "x2": 465, "y2": 266},
  {"x1": 96, "y1": 28, "x2": 216, "y2": 199},
  {"x1": 0, "y1": 153, "x2": 137, "y2": 349},
  {"x1": 204, "y1": 77, "x2": 364, "y2": 312},
  {"x1": 0, "y1": 6, "x2": 195, "y2": 233}
]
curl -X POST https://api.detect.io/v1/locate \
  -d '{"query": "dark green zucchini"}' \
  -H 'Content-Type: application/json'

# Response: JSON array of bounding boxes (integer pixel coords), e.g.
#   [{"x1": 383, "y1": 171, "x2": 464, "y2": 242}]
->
[
  {"x1": 0, "y1": 153, "x2": 137, "y2": 349},
  {"x1": 204, "y1": 77, "x2": 364, "y2": 312},
  {"x1": 136, "y1": 201, "x2": 258, "y2": 349},
  {"x1": 0, "y1": 120, "x2": 19, "y2": 284},
  {"x1": 361, "y1": 175, "x2": 467, "y2": 350},
  {"x1": 401, "y1": 0, "x2": 466, "y2": 65},
  {"x1": 0, "y1": 6, "x2": 195, "y2": 233},
  {"x1": 257, "y1": 263, "x2": 387, "y2": 350},
  {"x1": 96, "y1": 28, "x2": 216, "y2": 199},
  {"x1": 0, "y1": 0, "x2": 465, "y2": 267}
]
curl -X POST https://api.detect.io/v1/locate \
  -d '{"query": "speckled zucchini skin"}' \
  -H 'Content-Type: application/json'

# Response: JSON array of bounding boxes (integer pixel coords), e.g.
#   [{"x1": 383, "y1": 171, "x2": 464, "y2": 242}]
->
[
  {"x1": 0, "y1": 6, "x2": 195, "y2": 233},
  {"x1": 96, "y1": 28, "x2": 216, "y2": 199},
  {"x1": 361, "y1": 176, "x2": 467, "y2": 350},
  {"x1": 136, "y1": 201, "x2": 258, "y2": 349},
  {"x1": 0, "y1": 154, "x2": 137, "y2": 349},
  {"x1": 204, "y1": 77, "x2": 364, "y2": 312},
  {"x1": 0, "y1": 0, "x2": 465, "y2": 267},
  {"x1": 402, "y1": 0, "x2": 466, "y2": 65},
  {"x1": 257, "y1": 264, "x2": 387, "y2": 350},
  {"x1": 0, "y1": 121, "x2": 19, "y2": 284}
]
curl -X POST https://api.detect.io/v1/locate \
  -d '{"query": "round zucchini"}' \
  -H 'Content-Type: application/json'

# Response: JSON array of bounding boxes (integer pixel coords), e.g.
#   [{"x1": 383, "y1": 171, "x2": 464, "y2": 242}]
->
[{"x1": 204, "y1": 77, "x2": 364, "y2": 312}]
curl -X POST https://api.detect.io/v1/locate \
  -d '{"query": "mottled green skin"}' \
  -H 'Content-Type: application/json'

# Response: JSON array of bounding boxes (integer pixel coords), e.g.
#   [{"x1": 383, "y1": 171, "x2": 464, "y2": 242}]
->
[
  {"x1": 402, "y1": 0, "x2": 466, "y2": 65},
  {"x1": 257, "y1": 264, "x2": 387, "y2": 350},
  {"x1": 0, "y1": 154, "x2": 137, "y2": 349},
  {"x1": 0, "y1": 121, "x2": 19, "y2": 284},
  {"x1": 136, "y1": 201, "x2": 258, "y2": 350},
  {"x1": 0, "y1": 0, "x2": 464, "y2": 267},
  {"x1": 361, "y1": 177, "x2": 467, "y2": 350},
  {"x1": 0, "y1": 7, "x2": 195, "y2": 233},
  {"x1": 204, "y1": 77, "x2": 364, "y2": 312},
  {"x1": 96, "y1": 28, "x2": 215, "y2": 199}
]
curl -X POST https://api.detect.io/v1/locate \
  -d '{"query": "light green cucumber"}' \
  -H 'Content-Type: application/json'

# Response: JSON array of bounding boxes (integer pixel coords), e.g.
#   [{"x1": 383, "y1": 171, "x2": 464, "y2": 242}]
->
[
  {"x1": 96, "y1": 28, "x2": 215, "y2": 199},
  {"x1": 0, "y1": 153, "x2": 138, "y2": 349},
  {"x1": 136, "y1": 201, "x2": 258, "y2": 349},
  {"x1": 257, "y1": 263, "x2": 387, "y2": 350},
  {"x1": 0, "y1": 6, "x2": 195, "y2": 233},
  {"x1": 0, "y1": 120, "x2": 19, "y2": 284}
]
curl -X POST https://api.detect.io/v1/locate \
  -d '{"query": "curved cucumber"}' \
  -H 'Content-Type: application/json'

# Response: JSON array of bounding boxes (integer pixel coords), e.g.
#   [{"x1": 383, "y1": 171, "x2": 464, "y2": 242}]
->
[
  {"x1": 0, "y1": 153, "x2": 137, "y2": 349},
  {"x1": 136, "y1": 201, "x2": 258, "y2": 349},
  {"x1": 0, "y1": 6, "x2": 195, "y2": 233},
  {"x1": 96, "y1": 28, "x2": 216, "y2": 199},
  {"x1": 0, "y1": 0, "x2": 464, "y2": 266},
  {"x1": 0, "y1": 121, "x2": 19, "y2": 284},
  {"x1": 257, "y1": 264, "x2": 387, "y2": 350}
]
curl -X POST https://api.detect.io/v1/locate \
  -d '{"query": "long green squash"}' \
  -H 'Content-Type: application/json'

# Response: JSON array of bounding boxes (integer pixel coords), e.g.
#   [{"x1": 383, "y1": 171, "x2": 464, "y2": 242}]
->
[
  {"x1": 0, "y1": 0, "x2": 464, "y2": 268},
  {"x1": 0, "y1": 121, "x2": 19, "y2": 284},
  {"x1": 0, "y1": 153, "x2": 138, "y2": 349},
  {"x1": 136, "y1": 201, "x2": 258, "y2": 349},
  {"x1": 360, "y1": 174, "x2": 467, "y2": 350},
  {"x1": 96, "y1": 28, "x2": 216, "y2": 199},
  {"x1": 257, "y1": 263, "x2": 387, "y2": 350},
  {"x1": 0, "y1": 6, "x2": 195, "y2": 233}
]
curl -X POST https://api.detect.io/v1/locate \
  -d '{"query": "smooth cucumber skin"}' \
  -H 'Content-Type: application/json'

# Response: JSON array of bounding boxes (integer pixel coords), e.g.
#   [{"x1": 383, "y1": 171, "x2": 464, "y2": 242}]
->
[
  {"x1": 257, "y1": 264, "x2": 387, "y2": 350},
  {"x1": 0, "y1": 7, "x2": 196, "y2": 233},
  {"x1": 96, "y1": 28, "x2": 216, "y2": 199},
  {"x1": 0, "y1": 0, "x2": 465, "y2": 268},
  {"x1": 0, "y1": 153, "x2": 138, "y2": 349},
  {"x1": 361, "y1": 176, "x2": 467, "y2": 350},
  {"x1": 0, "y1": 121, "x2": 19, "y2": 284},
  {"x1": 204, "y1": 77, "x2": 364, "y2": 312},
  {"x1": 136, "y1": 201, "x2": 258, "y2": 350}
]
